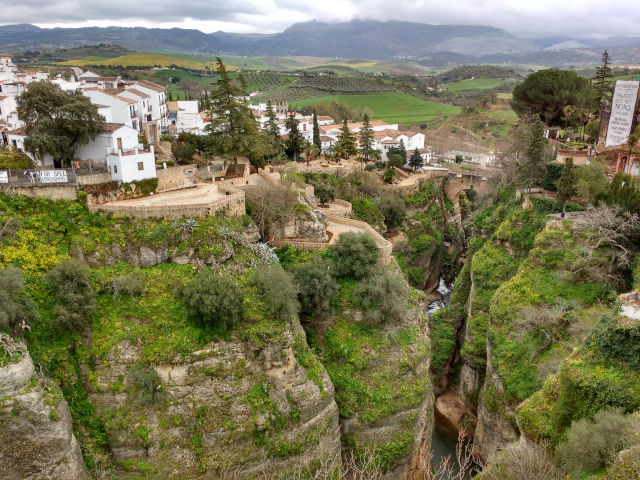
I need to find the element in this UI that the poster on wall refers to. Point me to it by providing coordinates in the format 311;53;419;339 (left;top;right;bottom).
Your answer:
605;80;640;147
39;170;68;183
0;171;8;183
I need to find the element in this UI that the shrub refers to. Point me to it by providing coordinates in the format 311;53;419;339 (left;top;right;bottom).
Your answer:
108;271;145;298
249;265;299;321
380;193;406;231
0;266;38;334
171;141;195;164
128;364;164;406
330;232;379;279
314;182;335;207
180;271;243;332
352;197;384;231
292;256;338;317
44;259;96;334
608;445;640;480
480;441;563;480
352;266;409;324
556;408;638;475
541;163;564;191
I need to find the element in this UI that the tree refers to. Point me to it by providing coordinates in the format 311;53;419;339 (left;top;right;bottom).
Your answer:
380;193;406;231
382;166;397;183
481;441;564;480
17;81;105;167
511;69;595;126
44;259;96;334
330;231;379;279
454;154;464;165
180;270;243;332
292;256;338;317
314;182;335;207
387;151;404;168
518;119;550;191
352;266;408;324
359;113;376;162
171;140;195;164
246;183;300;239
312;111;321;152
264;100;280;143
0;266;37;334
409;148;423;170
397;139;407;164
206;57;257;169
249;265;299;322
334;118;358;160
556;157;578;217
285;111;305;161
594;50;613;108
576;157;608;204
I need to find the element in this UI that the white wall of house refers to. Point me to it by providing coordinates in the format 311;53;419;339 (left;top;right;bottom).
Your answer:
84;90;134;128
107;149;156;183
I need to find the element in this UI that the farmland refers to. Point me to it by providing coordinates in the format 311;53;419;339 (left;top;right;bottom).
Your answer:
291;92;461;126
444;77;517;92
61;53;227;70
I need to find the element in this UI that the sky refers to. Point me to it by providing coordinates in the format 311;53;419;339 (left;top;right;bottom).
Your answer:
0;0;638;38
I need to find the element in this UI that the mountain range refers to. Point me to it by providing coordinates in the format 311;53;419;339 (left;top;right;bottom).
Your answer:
1;20;640;67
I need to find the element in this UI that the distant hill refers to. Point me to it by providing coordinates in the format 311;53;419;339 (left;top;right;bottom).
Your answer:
1;20;640;67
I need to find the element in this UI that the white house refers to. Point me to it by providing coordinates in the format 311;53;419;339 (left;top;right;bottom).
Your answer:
83;89;138;130
78;71;101;81
125;80;168;143
320;135;336;153
170;100;207;134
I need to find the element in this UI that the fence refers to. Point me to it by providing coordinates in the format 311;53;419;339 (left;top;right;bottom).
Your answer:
0;168;77;186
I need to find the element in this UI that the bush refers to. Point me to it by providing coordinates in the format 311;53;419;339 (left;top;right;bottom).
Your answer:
180;271;243;332
480;441;563;480
292;256;338;317
44;259;96;333
380;193;406;231
108;271;145;298
128;364;164;406
314;182;335;207
0;146;33;169
556;408;638;475
0;266;38;334
249;265;299;321
352;197;384;231
171;141;195;164
608;445;640;480
352;266;409;324
330;232;379;279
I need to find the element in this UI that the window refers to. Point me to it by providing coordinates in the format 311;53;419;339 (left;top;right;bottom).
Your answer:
113;165;118;173
137;162;144;171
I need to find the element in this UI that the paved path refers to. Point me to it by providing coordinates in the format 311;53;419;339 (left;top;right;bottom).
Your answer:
326;219;368;244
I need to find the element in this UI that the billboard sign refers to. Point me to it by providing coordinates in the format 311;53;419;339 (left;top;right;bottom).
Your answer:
39;170;68;183
0;171;7;184
605;80;640;147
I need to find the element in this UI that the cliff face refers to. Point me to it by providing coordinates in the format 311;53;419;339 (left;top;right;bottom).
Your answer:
0;342;89;480
85;300;340;478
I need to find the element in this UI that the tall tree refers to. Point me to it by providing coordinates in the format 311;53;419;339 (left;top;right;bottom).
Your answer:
264;100;280;142
398;139;407;164
409;148;423;170
594;50;613;109
312;111;321;152
284;111;305;161
358;113;376;162
206;57;256;169
556;157;578;217
17;81;105;167
334;119;357;160
518;119;549;192
511;69;595;126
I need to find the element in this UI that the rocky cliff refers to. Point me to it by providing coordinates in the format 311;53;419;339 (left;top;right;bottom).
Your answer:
0;340;89;480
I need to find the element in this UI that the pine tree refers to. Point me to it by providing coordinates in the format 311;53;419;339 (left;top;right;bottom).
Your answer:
358;113;376;162
312;111;321;152
285;111;305;161
168;91;173;102
398;139;407;163
594;50;613;108
556;157;578;217
409;148;423;170
334;118;357;160
265;100;280;142
518;119;549;192
206;57;257;169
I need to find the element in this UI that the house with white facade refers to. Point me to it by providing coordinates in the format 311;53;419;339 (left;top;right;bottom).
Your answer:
124;80;168;144
167;100;207;135
83;89;138;130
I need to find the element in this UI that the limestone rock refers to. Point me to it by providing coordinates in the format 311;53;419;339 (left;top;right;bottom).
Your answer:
0;346;89;480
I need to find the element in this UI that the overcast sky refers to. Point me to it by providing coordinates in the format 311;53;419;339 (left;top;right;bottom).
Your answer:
0;0;638;38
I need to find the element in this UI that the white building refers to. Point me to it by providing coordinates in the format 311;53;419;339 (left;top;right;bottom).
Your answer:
168;100;208;134
83;89;138;130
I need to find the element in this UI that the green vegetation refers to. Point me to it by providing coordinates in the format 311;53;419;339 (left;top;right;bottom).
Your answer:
352;265;409;324
445;77;515;92
291;92;461;125
330;231;379;279
0;147;34;169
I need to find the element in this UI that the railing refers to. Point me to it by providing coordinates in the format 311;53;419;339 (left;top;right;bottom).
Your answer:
0;168;77;186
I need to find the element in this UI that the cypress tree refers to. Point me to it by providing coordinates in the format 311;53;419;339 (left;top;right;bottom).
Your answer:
265;100;280;142
312;111;321;152
409;148;423;170
359;113;375;162
285;111;305;161
335;118;357;160
594;50;613;108
556;157;577;217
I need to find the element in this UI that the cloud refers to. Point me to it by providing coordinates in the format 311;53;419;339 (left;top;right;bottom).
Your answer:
0;0;639;38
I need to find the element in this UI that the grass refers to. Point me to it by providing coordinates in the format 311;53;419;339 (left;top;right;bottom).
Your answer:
61;53;232;70
291;92;461;126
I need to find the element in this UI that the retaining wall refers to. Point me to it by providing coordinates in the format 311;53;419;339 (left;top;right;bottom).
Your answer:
77;173;112;186
1;184;78;201
327;214;392;263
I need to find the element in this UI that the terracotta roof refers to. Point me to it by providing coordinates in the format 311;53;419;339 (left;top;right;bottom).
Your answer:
116;95;137;105
136;80;166;92
8;127;25;135
319;136;335;142
317;116;333;121
373;129;420;140
0;96;7;100
125;88;151;99
102;123;126;133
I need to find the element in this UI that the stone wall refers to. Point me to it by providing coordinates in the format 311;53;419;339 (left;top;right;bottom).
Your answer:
77;172;112;186
156;164;195;191
88;185;245;219
327;214;393;263
0;184;78;201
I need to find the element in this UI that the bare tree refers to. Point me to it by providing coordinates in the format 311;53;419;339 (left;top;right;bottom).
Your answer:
481;440;564;480
246;183;299;240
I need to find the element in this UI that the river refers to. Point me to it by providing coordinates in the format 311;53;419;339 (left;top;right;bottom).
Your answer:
427;277;463;478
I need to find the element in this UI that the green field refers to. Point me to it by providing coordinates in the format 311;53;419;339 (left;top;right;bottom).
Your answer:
485;108;517;123
291;92;461;126
445;77;515;92
61;53;228;70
